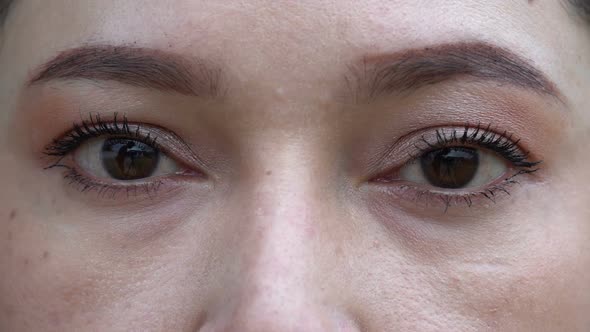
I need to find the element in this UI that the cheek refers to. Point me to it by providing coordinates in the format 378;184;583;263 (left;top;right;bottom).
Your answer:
0;202;221;330
352;197;589;330
437;223;590;329
0;214;105;329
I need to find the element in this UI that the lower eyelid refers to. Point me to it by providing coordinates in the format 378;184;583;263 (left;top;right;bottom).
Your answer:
42;114;212;200
50;162;196;202
369;167;534;211
45;145;199;202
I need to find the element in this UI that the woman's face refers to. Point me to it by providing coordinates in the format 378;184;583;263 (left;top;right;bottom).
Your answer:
0;0;589;330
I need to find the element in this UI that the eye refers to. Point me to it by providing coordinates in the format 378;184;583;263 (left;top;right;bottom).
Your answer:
400;146;506;189
44;113;203;198
369;125;541;210
75;137;181;182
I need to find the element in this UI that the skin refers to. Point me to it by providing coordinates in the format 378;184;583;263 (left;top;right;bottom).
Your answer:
0;0;589;331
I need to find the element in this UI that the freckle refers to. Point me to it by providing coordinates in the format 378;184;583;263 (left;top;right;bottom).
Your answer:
9;209;16;220
23;258;29;266
43;251;50;260
265;170;272;176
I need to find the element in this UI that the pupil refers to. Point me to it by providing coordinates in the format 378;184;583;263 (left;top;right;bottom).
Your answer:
420;147;479;189
101;138;160;180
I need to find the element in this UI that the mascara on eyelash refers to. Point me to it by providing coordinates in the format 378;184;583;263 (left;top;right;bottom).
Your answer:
44;112;159;158
413;123;542;170
394;166;539;213
42;112;169;199
42;112;206;200
380;123;543;212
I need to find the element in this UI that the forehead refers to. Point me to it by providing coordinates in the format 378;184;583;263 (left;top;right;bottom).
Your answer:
11;1;566;35
3;0;579;92
11;0;560;48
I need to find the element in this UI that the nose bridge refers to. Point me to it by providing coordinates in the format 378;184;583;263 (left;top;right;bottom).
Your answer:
203;130;364;330
241;141;319;300
233;191;320;329
221;140;332;329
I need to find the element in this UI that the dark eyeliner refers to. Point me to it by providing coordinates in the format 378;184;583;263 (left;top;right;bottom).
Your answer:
372;123;542;211
44;112;158;158
43;112;174;199
414;123;542;170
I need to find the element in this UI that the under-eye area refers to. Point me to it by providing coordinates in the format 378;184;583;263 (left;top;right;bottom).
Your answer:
369;124;542;211
1;0;589;330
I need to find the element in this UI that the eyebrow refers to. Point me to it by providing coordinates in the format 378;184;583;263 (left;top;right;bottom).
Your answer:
348;42;562;102
28;45;224;98
30;42;561;105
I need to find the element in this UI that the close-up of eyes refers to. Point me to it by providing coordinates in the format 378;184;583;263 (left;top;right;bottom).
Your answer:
371;125;541;209
45;114;542;210
2;0;590;330
44;114;199;197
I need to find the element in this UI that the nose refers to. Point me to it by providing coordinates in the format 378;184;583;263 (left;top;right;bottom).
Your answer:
200;146;360;332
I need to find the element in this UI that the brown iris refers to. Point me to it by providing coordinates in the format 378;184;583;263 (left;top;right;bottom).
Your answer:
101;138;160;180
420;147;479;188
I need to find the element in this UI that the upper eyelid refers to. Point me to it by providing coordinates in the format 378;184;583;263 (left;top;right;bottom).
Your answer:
45;114;154;157
366;124;538;179
413;127;538;166
44;114;209;175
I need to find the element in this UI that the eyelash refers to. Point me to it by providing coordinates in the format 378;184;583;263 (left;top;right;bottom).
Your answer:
373;123;541;211
46;115;540;207
412;123;539;168
45;113;158;157
45;113;166;198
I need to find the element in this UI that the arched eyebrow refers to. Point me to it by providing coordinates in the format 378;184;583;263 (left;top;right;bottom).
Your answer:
28;45;225;98
347;42;563;103
29;42;562;105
